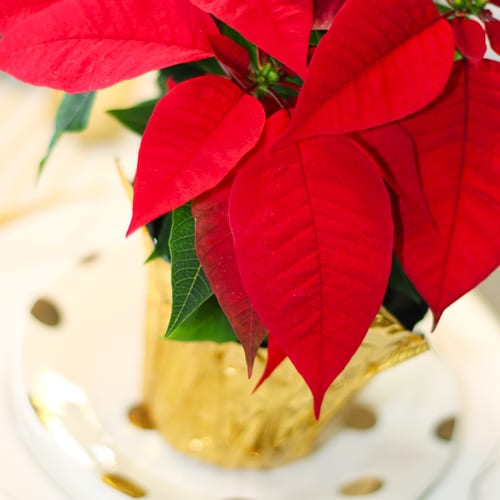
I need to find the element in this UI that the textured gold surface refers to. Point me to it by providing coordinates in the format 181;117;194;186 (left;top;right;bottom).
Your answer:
101;473;147;498
141;254;429;469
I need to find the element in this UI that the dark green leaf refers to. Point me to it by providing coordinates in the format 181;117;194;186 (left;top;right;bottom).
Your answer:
39;92;96;172
195;58;226;75
168;295;238;342
388;254;423;303
159;62;205;82
309;30;324;47
272;84;299;98
157;58;223;92
146;212;173;262
435;4;453;14
107;99;158;135
166;203;213;335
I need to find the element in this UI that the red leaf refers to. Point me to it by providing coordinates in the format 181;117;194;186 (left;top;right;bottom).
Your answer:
128;75;265;234
190;0;313;78
396;60;500;322
313;0;346;29
285;0;455;142
0;0;59;33
229;111;393;416
486;19;500;55
354;125;433;225
192;176;268;375
208;33;250;83
253;333;287;391
0;0;217;92
452;17;486;64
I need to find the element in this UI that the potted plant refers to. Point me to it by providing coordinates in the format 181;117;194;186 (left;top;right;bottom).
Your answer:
1;0;498;472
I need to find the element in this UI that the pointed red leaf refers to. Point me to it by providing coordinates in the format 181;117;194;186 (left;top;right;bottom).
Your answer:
354;125;433;224
313;0;346;29
192;176;268;375
229;111;393;416
285;0;455;142
452;17;487;64
208;33;250;83
128;75;265;234
190;0;313;77
486;19;500;55
0;0;217;92
254;333;287;391
0;0;59;33
396;60;500;322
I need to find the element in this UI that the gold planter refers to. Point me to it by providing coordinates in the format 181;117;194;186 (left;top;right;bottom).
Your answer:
141;255;428;469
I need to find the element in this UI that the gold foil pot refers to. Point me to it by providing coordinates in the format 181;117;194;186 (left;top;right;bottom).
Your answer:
142;255;428;469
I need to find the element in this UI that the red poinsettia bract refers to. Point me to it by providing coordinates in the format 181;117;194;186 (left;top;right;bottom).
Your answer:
0;0;59;33
486;19;500;53
285;0;455;141
0;0;218;92
313;0;346;29
191;0;313;78
451;17;487;63
127;75;265;232
0;0;499;415
229;111;394;416
396;60;500;323
192;175;268;376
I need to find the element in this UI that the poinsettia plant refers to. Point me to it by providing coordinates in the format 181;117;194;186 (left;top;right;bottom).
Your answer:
1;0;499;416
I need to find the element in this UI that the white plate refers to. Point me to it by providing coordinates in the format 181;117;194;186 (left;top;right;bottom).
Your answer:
10;234;460;500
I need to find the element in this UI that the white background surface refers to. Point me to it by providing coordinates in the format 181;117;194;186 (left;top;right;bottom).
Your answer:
0;74;151;500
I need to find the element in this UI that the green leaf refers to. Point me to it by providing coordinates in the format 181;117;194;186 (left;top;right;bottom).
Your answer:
309;30;324;47
107;99;158;135
39;92;96;172
454;49;464;61
146;212;173;262
272;84;299;98
166;203;213;335
157;58;223;92
435;3;453;15
168;296;238;342
388;254;423;303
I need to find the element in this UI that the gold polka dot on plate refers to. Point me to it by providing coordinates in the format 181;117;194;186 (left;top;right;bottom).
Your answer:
101;472;147;498
79;252;100;265
435;416;456;441
343;403;377;430
338;477;384;496
30;298;61;327
128;403;156;430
